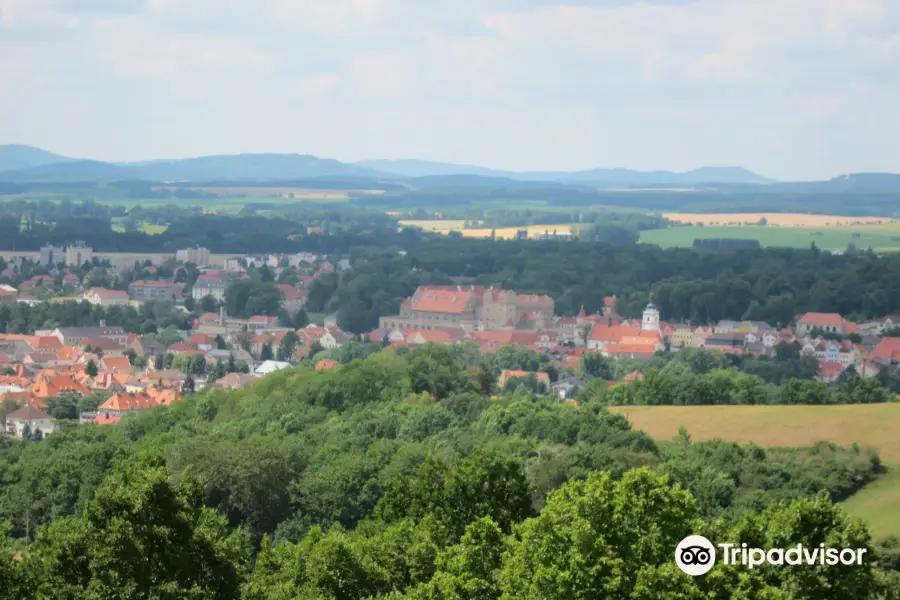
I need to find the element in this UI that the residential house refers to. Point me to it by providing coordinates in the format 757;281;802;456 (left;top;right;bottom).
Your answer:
100;356;133;373
167;342;199;356
97;389;181;416
84;287;130;306
52;326;128;347
255;360;291;376
214;373;257;389
315;359;340;371
246;316;278;332
670;325;695;348
319;326;353;349
277;284;308;314
128;280;183;301
81;337;126;356
701;332;746;349
869;338;900;366
817;362;845;383
192;275;228;303
30;374;90;400
129;336;167;359
796;313;847;335
4;406;56;438
497;369;551;391
188;333;215;352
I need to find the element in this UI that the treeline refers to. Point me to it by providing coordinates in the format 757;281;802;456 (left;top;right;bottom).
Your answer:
0;300;193;335
0;345;896;598
311;238;900;331
600;364;894;406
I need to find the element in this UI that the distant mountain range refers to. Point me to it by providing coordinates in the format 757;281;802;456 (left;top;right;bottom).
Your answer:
355;159;774;186
1;144;898;193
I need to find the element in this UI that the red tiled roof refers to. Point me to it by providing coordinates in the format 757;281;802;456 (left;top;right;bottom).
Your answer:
315;359;339;371
587;325;641;342
100;356;132;372
411;289;473;314
798;313;844;326
870;338;900;362
93;413;121;425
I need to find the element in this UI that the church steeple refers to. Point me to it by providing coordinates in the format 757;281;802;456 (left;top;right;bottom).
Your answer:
642;291;660;333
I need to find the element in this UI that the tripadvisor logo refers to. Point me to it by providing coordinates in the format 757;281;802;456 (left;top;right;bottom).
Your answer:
675;535;867;576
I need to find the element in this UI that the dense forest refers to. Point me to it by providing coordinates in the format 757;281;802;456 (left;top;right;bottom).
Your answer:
1;345;898;598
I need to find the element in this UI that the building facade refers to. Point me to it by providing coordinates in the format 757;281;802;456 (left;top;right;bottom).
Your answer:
65;244;93;267
176;247;211;266
128;280;183;301
379;285;554;332
39;245;65;266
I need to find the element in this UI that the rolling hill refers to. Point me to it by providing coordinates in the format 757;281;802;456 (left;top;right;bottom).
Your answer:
356;159;775;186
0;144;75;172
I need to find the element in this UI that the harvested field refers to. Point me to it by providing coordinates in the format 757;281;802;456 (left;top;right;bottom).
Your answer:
610;404;900;463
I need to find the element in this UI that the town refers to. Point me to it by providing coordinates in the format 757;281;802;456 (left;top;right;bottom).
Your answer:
2;242;898;438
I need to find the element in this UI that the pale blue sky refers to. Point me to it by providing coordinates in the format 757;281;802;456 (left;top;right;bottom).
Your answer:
1;0;898;180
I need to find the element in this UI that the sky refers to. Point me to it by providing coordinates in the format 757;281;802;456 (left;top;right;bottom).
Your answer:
0;0;898;180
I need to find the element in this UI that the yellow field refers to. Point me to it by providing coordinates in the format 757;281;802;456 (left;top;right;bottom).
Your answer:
611;404;900;462
398;220;581;239
664;212;900;227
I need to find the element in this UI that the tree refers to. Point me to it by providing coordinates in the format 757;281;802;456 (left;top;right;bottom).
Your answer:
260;343;274;362
154;353;164;371
123;349;137;366
200;294;218;313
85;359;98;378
215;334;228;350
277;331;300;362
182;375;195;394
19;455;252;599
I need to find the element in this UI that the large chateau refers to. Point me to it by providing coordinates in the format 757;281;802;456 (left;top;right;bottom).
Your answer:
379;285;554;332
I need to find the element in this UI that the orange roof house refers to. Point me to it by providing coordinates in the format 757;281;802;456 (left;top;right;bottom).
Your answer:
410;289;474;314
870;338;900;365
498;369;551;389
30;375;91;399
0;390;47;410
100;356;132;373
315;359;339;371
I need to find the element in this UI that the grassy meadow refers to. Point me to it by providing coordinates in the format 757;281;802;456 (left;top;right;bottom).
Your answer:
640;224;900;251
610;404;900;540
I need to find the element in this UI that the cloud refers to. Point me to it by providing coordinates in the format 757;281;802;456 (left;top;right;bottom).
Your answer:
0;0;898;179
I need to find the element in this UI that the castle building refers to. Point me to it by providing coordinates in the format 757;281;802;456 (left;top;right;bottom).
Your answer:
379;284;554;332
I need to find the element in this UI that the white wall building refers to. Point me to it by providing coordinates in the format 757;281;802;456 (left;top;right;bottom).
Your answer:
5;405;56;438
176;247;211;266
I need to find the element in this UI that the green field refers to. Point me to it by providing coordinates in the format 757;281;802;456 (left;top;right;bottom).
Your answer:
611;404;900;540
640;225;900;251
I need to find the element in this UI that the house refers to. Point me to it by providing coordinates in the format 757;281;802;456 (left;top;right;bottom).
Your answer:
701;332;746;349
52;326;128;347
818;362;845;383
81;337;126;356
128;280;183;301
214;373;257;389
30;374;91;399
100;356;132;373
188;333;215;351
92;413;121;426
586;323;648;350
255;360;291;376
0;390;47;410
315;359;339;371
192;275;228;302
4;405;56;438
277;284;308;314
168;342;198;356
84;287;130;306
498;369;551;390
796;313;847;335
246;315;278;332
319;326;353;349
129;336;167;358
870;338;900;366
671;326;695;348
97;388;181;415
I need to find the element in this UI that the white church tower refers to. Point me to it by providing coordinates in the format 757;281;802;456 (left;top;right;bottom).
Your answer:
641;292;661;333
